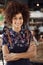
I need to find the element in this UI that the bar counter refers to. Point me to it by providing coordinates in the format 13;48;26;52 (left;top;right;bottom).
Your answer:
30;41;43;63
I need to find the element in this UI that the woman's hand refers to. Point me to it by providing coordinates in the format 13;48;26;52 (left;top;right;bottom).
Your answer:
3;53;20;61
27;41;37;58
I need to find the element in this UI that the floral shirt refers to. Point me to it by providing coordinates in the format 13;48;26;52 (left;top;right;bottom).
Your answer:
2;26;31;53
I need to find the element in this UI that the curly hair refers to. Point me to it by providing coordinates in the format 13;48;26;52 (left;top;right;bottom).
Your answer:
5;1;29;26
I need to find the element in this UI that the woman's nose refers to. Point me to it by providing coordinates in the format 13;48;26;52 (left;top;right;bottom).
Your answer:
16;19;20;24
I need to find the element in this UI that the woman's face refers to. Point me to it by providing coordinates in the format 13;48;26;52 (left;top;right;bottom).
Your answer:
12;13;23;28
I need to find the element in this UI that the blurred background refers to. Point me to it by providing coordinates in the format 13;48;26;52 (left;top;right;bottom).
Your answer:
0;0;43;65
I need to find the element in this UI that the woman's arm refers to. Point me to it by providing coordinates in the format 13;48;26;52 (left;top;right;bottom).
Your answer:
16;42;37;59
2;45;20;61
2;42;37;61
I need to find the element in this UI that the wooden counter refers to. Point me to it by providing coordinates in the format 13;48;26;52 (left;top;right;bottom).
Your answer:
30;42;43;63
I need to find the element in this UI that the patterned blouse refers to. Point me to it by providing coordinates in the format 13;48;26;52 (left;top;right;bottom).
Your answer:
2;26;32;53
2;26;32;65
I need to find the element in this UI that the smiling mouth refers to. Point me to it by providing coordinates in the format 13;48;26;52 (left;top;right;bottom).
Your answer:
16;24;22;26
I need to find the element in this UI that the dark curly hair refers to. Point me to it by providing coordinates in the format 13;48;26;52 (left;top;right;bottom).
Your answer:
5;1;29;26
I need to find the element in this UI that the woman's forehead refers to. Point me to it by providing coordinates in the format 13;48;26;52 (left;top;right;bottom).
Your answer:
13;13;23;17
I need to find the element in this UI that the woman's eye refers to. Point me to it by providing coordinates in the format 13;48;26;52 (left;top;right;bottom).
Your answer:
13;17;23;20
19;17;23;20
14;17;17;20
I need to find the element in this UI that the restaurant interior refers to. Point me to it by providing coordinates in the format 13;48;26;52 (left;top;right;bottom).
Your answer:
0;0;43;65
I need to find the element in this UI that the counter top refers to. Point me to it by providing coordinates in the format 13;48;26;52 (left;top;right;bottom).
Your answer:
30;42;43;63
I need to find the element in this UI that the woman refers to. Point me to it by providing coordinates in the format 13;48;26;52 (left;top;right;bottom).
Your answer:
2;1;36;65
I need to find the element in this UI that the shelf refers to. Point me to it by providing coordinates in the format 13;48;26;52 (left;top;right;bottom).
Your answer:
29;22;43;25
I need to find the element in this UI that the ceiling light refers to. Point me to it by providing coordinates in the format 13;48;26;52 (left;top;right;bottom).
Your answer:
36;3;39;6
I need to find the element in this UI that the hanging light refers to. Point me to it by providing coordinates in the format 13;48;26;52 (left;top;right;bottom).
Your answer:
36;3;39;6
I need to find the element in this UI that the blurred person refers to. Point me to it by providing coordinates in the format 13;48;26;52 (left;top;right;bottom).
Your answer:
2;1;36;65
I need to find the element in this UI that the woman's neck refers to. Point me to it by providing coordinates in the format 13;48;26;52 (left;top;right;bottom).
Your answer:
12;26;21;33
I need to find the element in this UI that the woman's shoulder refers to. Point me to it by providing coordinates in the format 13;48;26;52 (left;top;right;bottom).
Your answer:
3;26;12;37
